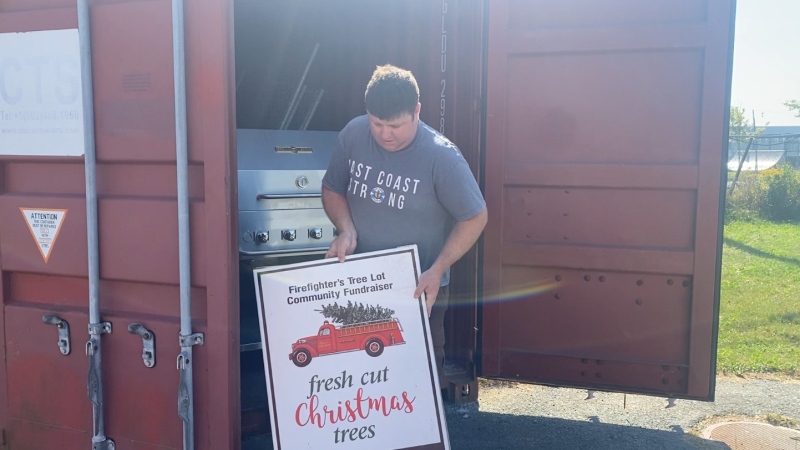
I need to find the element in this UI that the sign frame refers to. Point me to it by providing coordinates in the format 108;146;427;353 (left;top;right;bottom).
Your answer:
253;245;451;450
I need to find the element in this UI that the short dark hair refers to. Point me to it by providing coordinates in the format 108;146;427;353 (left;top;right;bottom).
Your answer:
364;65;419;120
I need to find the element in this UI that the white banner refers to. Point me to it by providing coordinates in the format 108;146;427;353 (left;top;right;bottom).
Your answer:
0;29;85;156
254;246;450;450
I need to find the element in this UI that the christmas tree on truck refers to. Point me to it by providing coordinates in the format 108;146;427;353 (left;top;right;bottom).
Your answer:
316;300;395;325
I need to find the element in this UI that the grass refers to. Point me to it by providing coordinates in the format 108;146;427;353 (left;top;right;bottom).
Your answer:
718;220;800;377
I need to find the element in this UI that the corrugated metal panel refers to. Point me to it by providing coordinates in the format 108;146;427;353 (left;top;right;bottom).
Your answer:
481;0;734;400
0;0;238;448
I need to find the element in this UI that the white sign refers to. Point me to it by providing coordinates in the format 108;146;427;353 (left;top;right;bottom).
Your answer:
254;246;450;450
0;29;85;156
20;208;68;263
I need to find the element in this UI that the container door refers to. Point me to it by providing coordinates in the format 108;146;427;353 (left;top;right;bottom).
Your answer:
480;0;735;400
0;0;238;448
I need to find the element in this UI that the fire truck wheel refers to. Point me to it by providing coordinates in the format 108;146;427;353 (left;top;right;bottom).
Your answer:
292;349;312;367
365;339;384;357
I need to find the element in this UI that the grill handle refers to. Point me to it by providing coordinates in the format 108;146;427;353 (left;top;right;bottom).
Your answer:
257;193;321;200
240;247;329;256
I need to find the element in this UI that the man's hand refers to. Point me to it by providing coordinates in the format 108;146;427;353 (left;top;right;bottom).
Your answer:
325;230;357;262
414;267;444;316
322;186;358;262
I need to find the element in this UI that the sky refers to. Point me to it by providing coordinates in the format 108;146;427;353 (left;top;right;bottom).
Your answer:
730;0;800;126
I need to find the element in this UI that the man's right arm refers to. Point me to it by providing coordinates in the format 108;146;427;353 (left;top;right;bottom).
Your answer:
322;185;357;262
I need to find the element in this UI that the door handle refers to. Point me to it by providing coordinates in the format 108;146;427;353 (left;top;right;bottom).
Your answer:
257;193;321;200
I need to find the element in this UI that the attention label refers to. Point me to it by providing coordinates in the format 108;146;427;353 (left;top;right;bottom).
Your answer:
20;208;68;263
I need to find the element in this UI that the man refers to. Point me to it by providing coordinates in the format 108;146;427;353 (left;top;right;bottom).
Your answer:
321;64;487;384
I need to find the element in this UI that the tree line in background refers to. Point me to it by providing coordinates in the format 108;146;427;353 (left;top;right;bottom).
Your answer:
729;100;800;136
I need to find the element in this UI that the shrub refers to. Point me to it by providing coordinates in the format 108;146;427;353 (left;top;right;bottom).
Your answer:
725;173;765;222
759;164;800;222
725;164;800;223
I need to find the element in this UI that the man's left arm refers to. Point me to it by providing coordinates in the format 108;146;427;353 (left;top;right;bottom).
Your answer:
414;208;488;315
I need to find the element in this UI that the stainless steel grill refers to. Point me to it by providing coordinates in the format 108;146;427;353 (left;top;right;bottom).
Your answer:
237;129;338;257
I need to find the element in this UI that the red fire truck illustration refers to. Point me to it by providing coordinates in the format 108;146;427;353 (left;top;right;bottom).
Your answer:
289;318;405;367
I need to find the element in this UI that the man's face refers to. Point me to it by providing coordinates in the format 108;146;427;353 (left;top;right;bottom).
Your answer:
367;104;421;152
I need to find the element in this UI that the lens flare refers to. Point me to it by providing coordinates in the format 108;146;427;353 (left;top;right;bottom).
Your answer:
448;278;560;306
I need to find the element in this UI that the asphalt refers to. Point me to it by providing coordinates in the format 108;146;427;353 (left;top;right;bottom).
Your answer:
444;377;800;450
244;376;800;449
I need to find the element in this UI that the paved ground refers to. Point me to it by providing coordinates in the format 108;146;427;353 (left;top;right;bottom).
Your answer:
244;376;800;449
444;377;800;450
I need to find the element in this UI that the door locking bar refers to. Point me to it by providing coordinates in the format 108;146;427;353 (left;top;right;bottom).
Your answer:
42;314;71;355
77;0;113;445
128;323;156;368
87;322;114;450
177;331;204;448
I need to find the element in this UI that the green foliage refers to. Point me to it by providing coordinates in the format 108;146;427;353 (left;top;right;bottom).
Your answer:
729;106;765;136
725;173;765;222
316;300;395;326
785;99;800;118
726;164;800;223
719;221;800;376
760;164;800;222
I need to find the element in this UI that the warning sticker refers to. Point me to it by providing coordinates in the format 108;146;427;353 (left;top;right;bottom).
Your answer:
19;208;68;263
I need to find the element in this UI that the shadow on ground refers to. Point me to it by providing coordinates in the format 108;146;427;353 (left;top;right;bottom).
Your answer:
243;407;731;450
444;405;730;450
243;410;730;450
723;237;800;267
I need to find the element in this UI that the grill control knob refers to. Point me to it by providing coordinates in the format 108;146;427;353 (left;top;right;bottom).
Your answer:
333;228;340;237
309;228;323;240
255;231;269;243
281;229;296;241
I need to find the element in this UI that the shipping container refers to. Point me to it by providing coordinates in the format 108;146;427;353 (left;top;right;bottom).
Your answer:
0;0;735;448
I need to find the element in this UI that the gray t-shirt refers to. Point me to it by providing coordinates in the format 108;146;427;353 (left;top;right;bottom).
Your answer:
322;115;486;285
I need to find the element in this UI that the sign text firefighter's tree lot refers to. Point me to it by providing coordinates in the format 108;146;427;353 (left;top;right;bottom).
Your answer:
286;271;393;305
